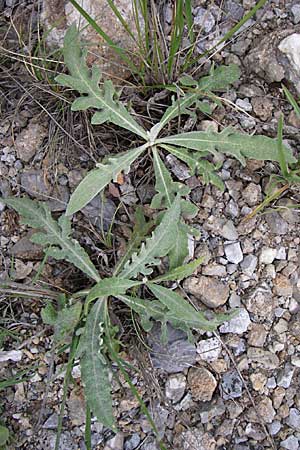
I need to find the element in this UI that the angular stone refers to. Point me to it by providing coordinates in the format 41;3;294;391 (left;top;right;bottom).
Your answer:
15;119;47;162
42;0;143;81
148;323;197;374
287;408;300;431
244;285;277;323
260;247;277;264
281;435;300;450
257;398;276;423
196;337;221;362
9;231;43;260
277;364;295;388
176;430;216;450
220;370;243;400
265;212;288;235
183;276;229;308
219;308;251;334
188;367;217;402
224;242;243;264
251;97;273;121
242;182;262;206
278;34;300;94
247;323;267;347
273;274;293;297
220;220;238;240
165;374;186;403
240;254;257;277
247;348;280;369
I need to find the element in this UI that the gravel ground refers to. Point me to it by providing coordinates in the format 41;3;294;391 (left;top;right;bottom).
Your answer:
1;1;300;449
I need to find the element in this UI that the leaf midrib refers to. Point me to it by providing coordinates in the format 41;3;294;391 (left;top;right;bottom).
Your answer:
72;61;147;140
28;203;100;282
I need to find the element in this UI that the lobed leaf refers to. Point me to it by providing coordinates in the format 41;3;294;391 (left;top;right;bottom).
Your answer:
157;128;296;166
80;299;116;430
160;144;225;190
150;64;240;138
55;25;147;140
197;64;241;92
149;284;227;332
114;207;153;276
3;198;100;282
66;145;147;215
85;277;140;313
120;196;181;279
151;257;204;283
150;148;196;217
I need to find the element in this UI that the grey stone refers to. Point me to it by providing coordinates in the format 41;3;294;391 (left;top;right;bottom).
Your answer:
240;116;256;129
291;5;300;24
287;408;300;431
15;119;47;162
226;0;244;20
260;247;277;264
183;275;229;308
257;397;276;423
42;0;142;80
236;98;252;112
104;433;124;450
199;399;226;424
265;212;288;235
240;254;257;276
242;182;262;206
277;364;295;388
281;435;300;450
124;434;141;450
224;242;243;264
165;374;186;403
196;337;221;362
247;348;280;369
194;7;215;33
21;170;49;199
219;308;251;334
43;413;59;429
202;263;227;277
220;220;238;240
220;370;243;400
148;323;197;373
268;420;281;435
166;154;190;180
9;232;43;260
81;195;116;231
225;199;239;218
278;34;300;94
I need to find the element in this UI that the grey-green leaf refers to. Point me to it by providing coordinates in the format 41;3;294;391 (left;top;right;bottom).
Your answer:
66;145;146;215
197;64;241;92
3;198;100;282
150;64;240;138
85;277;140;313
114;207;154;276
0;425;9;446
157;128;296;166
53;302;82;344
150;148;193;218
120;196;181;279
55;25;147;140
168;223;189;269
149;284;225;332
160;144;224;190
80;299;116;430
151;257;204;283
